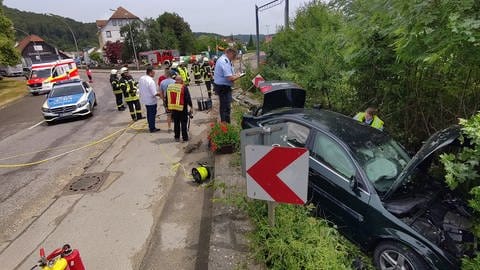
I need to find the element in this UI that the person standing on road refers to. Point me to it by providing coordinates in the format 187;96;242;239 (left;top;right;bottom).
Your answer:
166;74;193;142
201;57;213;99
160;70;176;132
119;67;143;121
86;67;93;83
110;69;125;111
213;47;242;123
157;67;169;87
138;66;161;132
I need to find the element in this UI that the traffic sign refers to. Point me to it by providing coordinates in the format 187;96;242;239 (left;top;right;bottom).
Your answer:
245;145;308;204
252;74;265;88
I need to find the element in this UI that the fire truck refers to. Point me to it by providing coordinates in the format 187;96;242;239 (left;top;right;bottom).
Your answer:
139;50;179;67
27;59;79;95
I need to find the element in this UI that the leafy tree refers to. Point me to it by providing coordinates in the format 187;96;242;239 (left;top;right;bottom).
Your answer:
247;34;254;50
104;41;123;64
0;1;20;66
89;51;102;64
3;5;97;51
440;113;480;268
120;21;148;63
146;12;195;54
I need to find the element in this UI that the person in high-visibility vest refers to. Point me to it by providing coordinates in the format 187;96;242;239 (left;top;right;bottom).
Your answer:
110;69;125;111
166;74;193;142
179;61;190;85
353;107;384;130
201;57;213;98
119;67;143;121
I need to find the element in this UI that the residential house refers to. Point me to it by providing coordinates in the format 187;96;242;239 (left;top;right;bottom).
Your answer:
16;35;70;67
96;6;144;50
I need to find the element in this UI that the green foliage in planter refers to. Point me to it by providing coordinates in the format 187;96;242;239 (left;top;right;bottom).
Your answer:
208;122;240;152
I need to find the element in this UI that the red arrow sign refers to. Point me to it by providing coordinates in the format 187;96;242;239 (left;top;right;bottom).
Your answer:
246;146;308;204
252;74;265;88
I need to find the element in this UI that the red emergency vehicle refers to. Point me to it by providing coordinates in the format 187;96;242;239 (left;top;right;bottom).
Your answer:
27;59;79;95
139;50;179;67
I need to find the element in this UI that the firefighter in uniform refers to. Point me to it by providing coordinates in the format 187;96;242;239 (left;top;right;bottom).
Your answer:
119;67;143;121
166;74;193;142
191;60;202;84
201;57;213;98
110;69;125;111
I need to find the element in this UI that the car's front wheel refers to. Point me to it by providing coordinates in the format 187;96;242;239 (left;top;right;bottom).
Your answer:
373;241;428;270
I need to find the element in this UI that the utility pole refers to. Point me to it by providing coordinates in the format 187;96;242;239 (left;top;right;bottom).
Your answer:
255;0;285;68
47;14;79;62
126;19;139;70
285;0;289;29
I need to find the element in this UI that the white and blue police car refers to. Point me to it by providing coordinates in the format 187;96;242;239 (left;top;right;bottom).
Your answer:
41;79;97;124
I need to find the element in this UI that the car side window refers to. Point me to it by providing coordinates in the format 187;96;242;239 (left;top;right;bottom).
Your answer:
311;132;355;179
83;82;90;90
285;122;310;147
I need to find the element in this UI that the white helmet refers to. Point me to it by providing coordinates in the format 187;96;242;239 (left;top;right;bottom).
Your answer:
110;69;118;75
120;67;128;74
171;62;178;69
203;57;208;62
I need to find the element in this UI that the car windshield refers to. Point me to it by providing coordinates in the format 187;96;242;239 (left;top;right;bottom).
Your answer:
31;69;51;79
49;85;84;98
350;138;411;194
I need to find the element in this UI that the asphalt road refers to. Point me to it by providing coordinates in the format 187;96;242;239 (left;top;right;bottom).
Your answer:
0;69;217;269
0;71;134;253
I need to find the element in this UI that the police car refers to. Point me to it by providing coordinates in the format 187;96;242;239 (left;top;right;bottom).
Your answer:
41;79;97;124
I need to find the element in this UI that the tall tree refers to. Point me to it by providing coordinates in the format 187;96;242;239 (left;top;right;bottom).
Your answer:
120;21;148;63
247;34;254;50
146;12;195;54
0;1;20;66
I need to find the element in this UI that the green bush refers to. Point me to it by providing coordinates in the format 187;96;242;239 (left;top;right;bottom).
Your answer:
240;201;371;270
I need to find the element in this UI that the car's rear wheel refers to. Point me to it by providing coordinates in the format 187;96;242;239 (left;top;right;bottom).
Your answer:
374;241;428;270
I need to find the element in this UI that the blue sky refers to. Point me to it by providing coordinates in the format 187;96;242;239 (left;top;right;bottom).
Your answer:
3;0;313;35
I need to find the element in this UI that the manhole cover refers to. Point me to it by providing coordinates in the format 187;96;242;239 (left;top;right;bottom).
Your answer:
66;173;108;193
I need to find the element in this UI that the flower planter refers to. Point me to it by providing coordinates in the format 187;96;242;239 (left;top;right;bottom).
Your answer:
215;144;235;154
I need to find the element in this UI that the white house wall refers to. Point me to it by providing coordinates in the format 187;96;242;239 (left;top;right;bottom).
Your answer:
99;19;144;48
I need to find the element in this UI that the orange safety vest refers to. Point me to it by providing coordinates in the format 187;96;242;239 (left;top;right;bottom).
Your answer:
167;83;185;111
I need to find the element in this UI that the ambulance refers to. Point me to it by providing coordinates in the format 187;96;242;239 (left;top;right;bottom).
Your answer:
27;59;79;95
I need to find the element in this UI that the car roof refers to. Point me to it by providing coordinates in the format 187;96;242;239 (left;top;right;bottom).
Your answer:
266;108;390;146
53;79;83;86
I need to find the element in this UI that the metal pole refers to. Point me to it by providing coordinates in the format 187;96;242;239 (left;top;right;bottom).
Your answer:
285;0;289;28
255;5;260;69
127;19;139;70
48;14;79;61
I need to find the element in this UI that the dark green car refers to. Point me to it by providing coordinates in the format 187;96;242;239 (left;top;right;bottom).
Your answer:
242;82;476;270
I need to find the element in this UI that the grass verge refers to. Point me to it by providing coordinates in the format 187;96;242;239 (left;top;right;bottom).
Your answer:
0;78;27;108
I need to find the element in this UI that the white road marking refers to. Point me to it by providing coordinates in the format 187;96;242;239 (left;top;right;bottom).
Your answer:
27;120;45;130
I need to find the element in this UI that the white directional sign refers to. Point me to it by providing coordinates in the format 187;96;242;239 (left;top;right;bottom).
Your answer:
245;145;309;205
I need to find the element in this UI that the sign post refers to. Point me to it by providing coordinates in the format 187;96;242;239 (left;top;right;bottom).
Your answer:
245;145;309;226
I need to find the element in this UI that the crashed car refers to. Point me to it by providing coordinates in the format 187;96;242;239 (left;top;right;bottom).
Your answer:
242;81;477;270
41;79;97;124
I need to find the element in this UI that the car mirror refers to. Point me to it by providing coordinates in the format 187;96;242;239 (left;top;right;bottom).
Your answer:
349;175;358;191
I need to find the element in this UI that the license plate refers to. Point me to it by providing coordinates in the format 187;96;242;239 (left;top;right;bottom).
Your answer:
59;112;72;117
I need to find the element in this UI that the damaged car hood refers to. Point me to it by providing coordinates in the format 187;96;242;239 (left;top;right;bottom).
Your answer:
384;126;461;200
